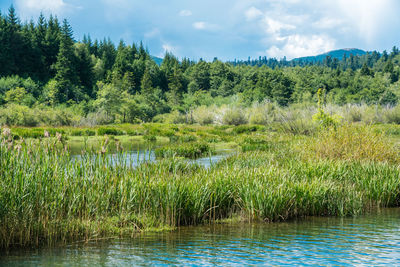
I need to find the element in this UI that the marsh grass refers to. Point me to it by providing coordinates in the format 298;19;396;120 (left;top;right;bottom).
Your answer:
304;124;399;163
155;142;212;159
1;123;400;249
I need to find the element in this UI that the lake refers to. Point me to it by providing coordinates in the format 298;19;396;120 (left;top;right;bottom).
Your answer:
2;208;399;266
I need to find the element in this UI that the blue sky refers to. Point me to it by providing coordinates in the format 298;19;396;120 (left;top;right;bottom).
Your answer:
1;0;400;61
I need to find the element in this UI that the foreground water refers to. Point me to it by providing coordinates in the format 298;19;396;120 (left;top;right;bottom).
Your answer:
2;209;399;266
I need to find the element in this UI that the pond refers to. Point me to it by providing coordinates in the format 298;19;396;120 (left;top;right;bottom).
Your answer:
73;149;232;169
2;208;399;266
69;137;234;168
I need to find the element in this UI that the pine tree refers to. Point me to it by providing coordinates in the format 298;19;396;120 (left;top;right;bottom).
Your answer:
4;5;22;75
45;15;61;77
54;19;78;102
141;67;153;96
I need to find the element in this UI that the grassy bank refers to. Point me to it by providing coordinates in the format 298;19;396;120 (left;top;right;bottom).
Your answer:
1;123;400;249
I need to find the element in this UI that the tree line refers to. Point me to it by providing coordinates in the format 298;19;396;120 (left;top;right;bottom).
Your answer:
1;6;400;124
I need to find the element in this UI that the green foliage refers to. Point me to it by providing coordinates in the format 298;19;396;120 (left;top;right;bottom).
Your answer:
2;8;400;127
155;142;211;159
97;127;124;136
222;108;248;126
70;129;96;136
143;134;157;142
312;89;342;129
232;125;264;135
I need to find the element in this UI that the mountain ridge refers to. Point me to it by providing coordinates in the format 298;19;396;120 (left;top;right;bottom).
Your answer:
291;48;367;63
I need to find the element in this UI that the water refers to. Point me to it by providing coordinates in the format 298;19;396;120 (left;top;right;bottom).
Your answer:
2;209;400;266
73;149;232;169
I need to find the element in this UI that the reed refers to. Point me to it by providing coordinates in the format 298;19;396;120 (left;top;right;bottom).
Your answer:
1;123;400;250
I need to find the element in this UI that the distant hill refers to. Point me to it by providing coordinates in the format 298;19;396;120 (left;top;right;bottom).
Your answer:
151;56;163;65
292;48;367;63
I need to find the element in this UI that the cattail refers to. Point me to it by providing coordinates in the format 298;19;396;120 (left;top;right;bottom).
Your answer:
2;127;11;137
14;144;22;152
56;132;62;142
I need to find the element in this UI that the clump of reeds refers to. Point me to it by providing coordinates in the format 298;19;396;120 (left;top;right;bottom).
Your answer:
155;142;212;159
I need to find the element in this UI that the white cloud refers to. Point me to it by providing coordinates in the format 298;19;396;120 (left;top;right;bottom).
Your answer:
193;21;206;30
312;17;343;29
192;21;219;31
263;18;295;34
334;0;396;42
162;43;175;53
15;0;71;15
144;28;160;38
101;0;135;22
179;10;192;17
266;34;336;59
245;6;262;21
159;43;179;57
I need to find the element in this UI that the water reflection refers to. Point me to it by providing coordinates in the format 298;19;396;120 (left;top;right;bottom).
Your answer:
2;209;400;266
73;149;231;169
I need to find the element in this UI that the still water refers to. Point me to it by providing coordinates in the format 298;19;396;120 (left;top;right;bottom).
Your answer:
2;209;400;266
73;149;232;169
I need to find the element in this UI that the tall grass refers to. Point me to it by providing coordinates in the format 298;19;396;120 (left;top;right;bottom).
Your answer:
304;124;399;163
1;124;400;250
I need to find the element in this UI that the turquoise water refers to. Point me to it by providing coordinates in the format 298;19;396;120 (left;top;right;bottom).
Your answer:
2;209;400;266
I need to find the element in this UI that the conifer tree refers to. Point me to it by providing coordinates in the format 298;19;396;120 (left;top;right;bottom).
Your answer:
54;19;78;102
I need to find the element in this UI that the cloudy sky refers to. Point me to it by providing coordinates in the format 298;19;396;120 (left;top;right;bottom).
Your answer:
1;0;400;61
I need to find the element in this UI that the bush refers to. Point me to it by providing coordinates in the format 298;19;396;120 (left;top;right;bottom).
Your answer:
222;108;248;126
0;104;39;126
143;135;157;142
11;128;43;139
340;104;364;123
382;106;400;124
193;106;215;125
152;110;186;124
97;127;124;136
70;129;96;136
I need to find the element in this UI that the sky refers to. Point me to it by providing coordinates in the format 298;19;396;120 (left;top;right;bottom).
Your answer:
1;0;400;61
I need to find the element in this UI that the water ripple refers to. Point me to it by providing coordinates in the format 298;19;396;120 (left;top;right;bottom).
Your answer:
2;208;400;266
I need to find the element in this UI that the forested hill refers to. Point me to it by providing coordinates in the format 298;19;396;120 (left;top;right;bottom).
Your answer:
1;6;400;126
292;48;367;63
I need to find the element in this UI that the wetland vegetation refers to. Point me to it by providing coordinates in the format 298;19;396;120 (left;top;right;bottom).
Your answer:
2;118;400;250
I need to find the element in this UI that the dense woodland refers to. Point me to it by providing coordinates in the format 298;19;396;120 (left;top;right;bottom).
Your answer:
1;7;400;126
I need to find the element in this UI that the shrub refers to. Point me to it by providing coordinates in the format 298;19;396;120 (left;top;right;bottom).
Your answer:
0;104;39;127
274;114;317;135
143;135;157;142
382;106;400;124
340;104;364;123
180;135;197;142
97;127;124;136
153;110;186;124
193;106;215;125
222;108;248;126
70;129;96;136
11;128;43;139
